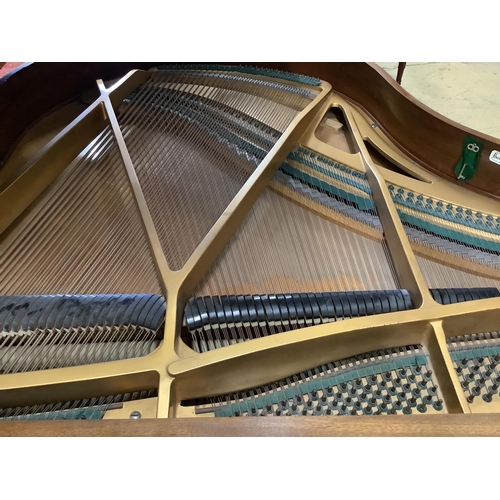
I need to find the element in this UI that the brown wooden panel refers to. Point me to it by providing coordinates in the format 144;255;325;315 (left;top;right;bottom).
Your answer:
1;415;500;437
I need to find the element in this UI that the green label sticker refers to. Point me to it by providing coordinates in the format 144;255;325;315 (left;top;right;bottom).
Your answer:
455;135;483;182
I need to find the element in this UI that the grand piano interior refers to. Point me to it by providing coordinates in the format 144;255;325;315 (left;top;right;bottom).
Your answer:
0;62;499;435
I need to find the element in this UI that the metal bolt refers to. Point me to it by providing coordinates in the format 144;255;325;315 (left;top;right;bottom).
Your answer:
129;411;142;419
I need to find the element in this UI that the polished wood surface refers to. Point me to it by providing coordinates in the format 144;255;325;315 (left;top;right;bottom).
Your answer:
1;415;500;437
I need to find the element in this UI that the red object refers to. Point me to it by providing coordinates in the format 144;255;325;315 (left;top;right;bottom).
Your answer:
0;62;24;79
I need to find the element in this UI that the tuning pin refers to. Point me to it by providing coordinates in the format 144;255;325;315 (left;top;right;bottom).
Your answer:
433;400;443;411
417;404;427;413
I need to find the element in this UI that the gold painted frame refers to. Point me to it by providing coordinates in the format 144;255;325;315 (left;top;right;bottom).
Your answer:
1;67;499;426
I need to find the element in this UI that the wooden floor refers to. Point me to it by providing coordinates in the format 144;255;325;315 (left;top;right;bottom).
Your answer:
2;414;500;437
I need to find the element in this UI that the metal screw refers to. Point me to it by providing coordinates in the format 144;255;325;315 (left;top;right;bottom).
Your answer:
129;411;142;419
371;123;377;128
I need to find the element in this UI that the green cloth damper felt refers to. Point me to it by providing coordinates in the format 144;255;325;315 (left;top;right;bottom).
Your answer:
454;135;483;182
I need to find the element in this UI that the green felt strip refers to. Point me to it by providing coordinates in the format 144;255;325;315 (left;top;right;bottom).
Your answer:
280;162;374;211
388;185;500;237
2;407;105;421
289;151;371;194
214;354;427;417
450;345;500;362
397;210;499;252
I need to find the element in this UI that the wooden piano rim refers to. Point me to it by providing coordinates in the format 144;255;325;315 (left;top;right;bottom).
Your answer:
1;414;500;437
